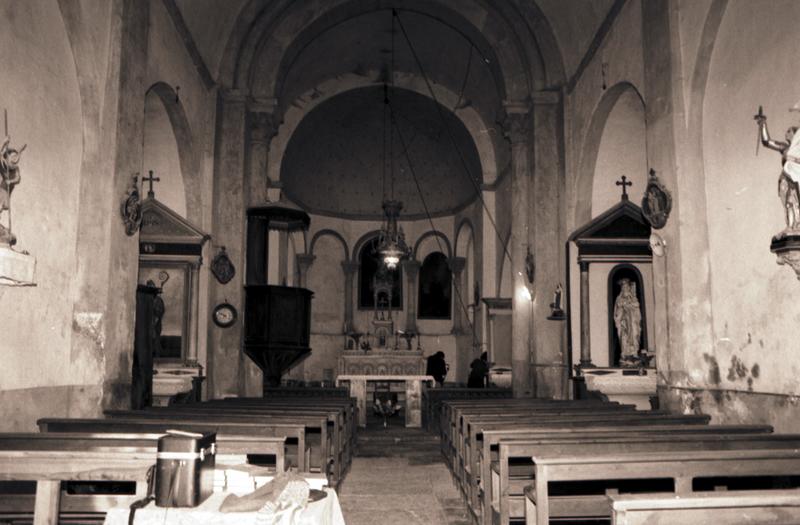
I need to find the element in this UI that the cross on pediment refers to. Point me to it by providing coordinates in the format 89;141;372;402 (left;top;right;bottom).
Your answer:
143;170;160;198
616;175;632;200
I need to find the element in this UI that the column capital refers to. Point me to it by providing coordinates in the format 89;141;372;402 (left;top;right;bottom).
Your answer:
501;104;531;145
248;111;280;145
578;260;590;272
341;261;360;275
531;90;561;106
221;88;247;103
296;253;316;269
448;256;466;274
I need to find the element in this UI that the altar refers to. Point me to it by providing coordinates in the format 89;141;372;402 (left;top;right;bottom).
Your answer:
336;374;434;428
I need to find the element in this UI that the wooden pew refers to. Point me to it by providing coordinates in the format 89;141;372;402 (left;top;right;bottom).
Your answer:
478;423;773;525
523;448;800;525
0;448;151;525
39;418;307;471
196;397;357;467
0;432;287;524
455;411;710;496
439;399;624;461
422;387;512;432
204;396;358;464
108;406;347;483
608;489;800;524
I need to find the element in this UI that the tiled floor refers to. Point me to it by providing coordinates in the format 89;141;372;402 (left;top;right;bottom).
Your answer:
338;415;472;525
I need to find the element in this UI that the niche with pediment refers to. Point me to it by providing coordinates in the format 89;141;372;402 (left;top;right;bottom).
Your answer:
568;196;654;369
138;196;209;367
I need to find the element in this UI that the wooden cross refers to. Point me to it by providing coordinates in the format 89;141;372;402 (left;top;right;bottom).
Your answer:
143;170;160;198
616;175;632;200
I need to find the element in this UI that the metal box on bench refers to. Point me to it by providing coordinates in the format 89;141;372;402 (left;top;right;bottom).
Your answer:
155;430;216;507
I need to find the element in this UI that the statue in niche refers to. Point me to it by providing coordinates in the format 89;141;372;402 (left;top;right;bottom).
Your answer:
754;106;800;234
613;278;642;364
0;135;26;246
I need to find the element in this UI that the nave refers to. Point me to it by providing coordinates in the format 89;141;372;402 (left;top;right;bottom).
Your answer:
4;388;800;524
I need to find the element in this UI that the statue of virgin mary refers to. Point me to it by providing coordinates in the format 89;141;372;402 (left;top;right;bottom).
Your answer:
613;278;642;362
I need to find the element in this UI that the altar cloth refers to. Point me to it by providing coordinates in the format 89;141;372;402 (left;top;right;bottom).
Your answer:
103;489;345;525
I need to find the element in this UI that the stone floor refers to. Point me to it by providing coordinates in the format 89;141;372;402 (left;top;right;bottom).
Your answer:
338;413;472;525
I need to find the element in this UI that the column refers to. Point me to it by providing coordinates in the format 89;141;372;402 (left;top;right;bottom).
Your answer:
246;104;278;206
341;261;359;333
186;260;201;366
504;102;532;398
209;89;247;398
449;256;466;334
481;187;497;354
530;90;568;398
296;254;315;288
579;261;593;367
402;259;421;334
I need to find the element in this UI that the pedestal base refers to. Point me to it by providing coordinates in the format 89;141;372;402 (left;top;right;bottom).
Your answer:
771;233;800;280
582;368;656;410
0;246;35;286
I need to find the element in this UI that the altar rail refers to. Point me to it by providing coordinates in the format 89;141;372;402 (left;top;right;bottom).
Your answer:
262;386;350;398
422;387;512;433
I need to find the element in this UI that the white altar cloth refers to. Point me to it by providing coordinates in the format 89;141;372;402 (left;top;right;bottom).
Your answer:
103;489;345;525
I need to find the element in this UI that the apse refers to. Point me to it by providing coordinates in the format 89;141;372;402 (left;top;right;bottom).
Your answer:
280;86;482;219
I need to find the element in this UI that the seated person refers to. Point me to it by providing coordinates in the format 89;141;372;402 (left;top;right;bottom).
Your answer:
467;352;490;388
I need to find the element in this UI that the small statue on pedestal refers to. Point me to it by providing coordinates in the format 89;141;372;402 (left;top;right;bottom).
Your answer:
547;283;565;320
614;278;642;367
0;135;26;247
754;106;800;235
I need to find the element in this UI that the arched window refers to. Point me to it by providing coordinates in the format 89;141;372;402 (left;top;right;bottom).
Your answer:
418;252;452;319
358;237;402;309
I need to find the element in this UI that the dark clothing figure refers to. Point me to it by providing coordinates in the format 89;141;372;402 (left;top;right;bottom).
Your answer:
468;352;490;388
426;351;448;386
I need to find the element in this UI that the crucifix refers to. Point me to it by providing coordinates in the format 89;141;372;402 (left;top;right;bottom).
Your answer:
616;175;632;200
143;170;160;199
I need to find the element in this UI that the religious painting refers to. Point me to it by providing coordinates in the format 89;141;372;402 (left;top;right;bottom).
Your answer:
606;264;648;366
358;237;402;309
641;169;672;229
418;252;452;319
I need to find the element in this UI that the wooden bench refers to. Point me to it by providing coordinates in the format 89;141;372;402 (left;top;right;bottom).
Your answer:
422;387;512;432
39;418;308;471
455;411;710;496
608;489;800;524
439;399;624;462
109;405;348;483
523;448;800;525
477;423;773;525
203;396;358;463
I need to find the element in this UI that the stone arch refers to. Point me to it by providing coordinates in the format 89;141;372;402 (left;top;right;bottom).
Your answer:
309;228;349;259
144;82;201;224
269;72;499;187
219;0;563;99
455;219;475;258
574;82;646;227
413;230;452;261
352;229;384;262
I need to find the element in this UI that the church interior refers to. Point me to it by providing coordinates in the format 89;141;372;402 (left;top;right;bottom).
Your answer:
3;0;800;524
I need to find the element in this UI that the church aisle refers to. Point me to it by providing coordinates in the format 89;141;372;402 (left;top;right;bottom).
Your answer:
337;419;472;525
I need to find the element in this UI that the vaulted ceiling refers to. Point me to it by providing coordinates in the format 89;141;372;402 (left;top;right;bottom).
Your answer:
173;0;616;218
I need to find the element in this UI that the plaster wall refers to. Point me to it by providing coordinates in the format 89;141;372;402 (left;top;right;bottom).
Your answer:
567;0;645;231
0;1;83;395
591;89;648;214
142;92;186;216
689;1;800;412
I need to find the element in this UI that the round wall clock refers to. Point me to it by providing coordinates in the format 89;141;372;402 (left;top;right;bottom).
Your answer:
213;302;237;328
